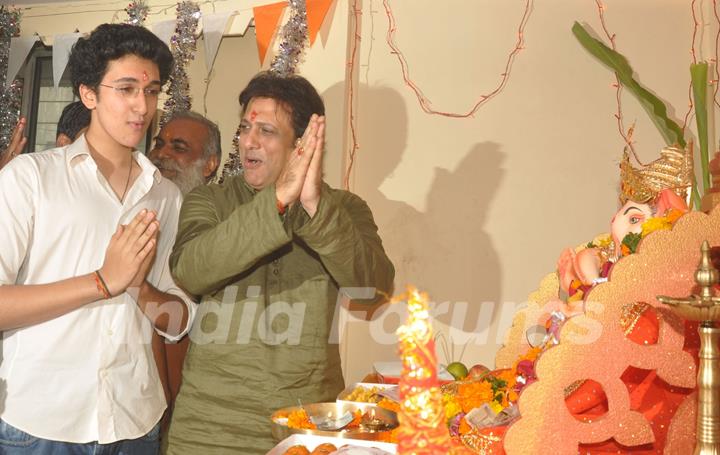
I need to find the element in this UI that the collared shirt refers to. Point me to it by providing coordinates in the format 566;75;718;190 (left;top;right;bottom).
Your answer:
0;135;195;444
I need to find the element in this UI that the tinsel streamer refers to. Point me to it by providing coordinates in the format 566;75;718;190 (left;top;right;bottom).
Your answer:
0;6;22;152
125;0;150;26
160;1;200;127
269;0;308;76
218;125;243;184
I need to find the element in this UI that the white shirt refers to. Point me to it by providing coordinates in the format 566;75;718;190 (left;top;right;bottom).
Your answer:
0;135;195;443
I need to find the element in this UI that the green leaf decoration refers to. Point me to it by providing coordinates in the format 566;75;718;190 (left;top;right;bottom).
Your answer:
691;62;711;196
572;22;686;148
621;232;642;255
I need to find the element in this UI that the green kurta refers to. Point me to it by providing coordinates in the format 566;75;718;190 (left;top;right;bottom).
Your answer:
164;176;394;454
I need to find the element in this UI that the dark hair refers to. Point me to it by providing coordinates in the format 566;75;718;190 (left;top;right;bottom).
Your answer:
68;23;173;97
56;101;91;140
166;110;222;162
238;72;325;139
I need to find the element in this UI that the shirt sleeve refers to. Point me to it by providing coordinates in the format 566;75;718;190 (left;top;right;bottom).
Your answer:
170;184;293;297
292;185;395;304
0;156;37;286
150;187;197;342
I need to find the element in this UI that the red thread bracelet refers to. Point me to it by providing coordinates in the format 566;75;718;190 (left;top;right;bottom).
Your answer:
94;271;111;299
276;198;287;215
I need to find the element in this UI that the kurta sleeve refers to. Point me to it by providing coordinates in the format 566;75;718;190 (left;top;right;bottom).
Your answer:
292;184;395;303
149;187;196;341
170;183;292;296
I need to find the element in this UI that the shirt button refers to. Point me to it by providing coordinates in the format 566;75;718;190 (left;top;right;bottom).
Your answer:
272;259;279;265
273;269;279;276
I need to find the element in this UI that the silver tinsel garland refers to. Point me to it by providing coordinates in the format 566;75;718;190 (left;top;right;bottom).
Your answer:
0;6;23;152
269;0;308;76
125;0;149;26
220;0;309;183
160;1;200;127
218;128;242;184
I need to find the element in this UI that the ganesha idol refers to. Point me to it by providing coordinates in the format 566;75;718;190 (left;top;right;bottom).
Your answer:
450;146;705;454
550;147;691;326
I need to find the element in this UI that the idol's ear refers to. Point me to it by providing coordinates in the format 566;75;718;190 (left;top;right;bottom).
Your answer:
655;188;689;216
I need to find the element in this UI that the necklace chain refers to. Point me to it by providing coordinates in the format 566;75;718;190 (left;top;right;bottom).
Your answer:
120;161;133;203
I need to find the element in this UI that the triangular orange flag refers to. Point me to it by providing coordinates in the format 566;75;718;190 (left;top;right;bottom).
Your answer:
306;0;334;45
253;1;286;65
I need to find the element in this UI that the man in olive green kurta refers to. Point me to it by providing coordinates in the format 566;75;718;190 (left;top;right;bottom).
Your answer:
164;73;394;454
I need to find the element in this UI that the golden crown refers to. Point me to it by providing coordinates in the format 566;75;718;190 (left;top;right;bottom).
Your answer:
619;145;693;204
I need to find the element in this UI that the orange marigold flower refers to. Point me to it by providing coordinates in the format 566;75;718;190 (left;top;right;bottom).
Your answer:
621;243;631;257
378;398;400;413
495;369;516;389
666;208;684;223
287;408;316;430
458;380;495;413
501;393;509;408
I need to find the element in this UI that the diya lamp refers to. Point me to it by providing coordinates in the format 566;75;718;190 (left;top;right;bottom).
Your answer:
658;241;720;455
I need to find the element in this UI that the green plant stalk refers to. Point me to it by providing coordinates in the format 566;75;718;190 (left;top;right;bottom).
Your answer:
691;180;701;210
691;62;712;196
572;22;686;148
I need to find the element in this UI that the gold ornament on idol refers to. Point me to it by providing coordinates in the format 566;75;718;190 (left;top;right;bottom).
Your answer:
620;145;694;205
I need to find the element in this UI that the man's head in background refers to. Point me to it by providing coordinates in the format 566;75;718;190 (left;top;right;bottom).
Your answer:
56;101;91;147
149;111;221;194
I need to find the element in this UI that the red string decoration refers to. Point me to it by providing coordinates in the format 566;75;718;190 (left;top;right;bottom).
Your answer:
343;0;362;190
344;0;534;188
711;0;720;109
595;0;637;158
683;0;701;131
382;0;533;118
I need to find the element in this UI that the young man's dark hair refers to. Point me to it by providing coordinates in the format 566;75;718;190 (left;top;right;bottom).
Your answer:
238;71;325;139
68;23;173;97
56;101;91;142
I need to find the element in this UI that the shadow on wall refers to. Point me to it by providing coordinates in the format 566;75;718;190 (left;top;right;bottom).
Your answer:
331;83;506;345
424;144;505;335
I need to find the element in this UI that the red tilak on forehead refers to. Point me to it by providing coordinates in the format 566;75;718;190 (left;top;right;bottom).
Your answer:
250;110;258;121
142;71;148;81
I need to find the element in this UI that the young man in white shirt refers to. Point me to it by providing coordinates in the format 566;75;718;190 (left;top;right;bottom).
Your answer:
0;23;194;454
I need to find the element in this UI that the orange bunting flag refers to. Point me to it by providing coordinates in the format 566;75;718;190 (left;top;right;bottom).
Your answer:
306;0;334;45
253;1;286;65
